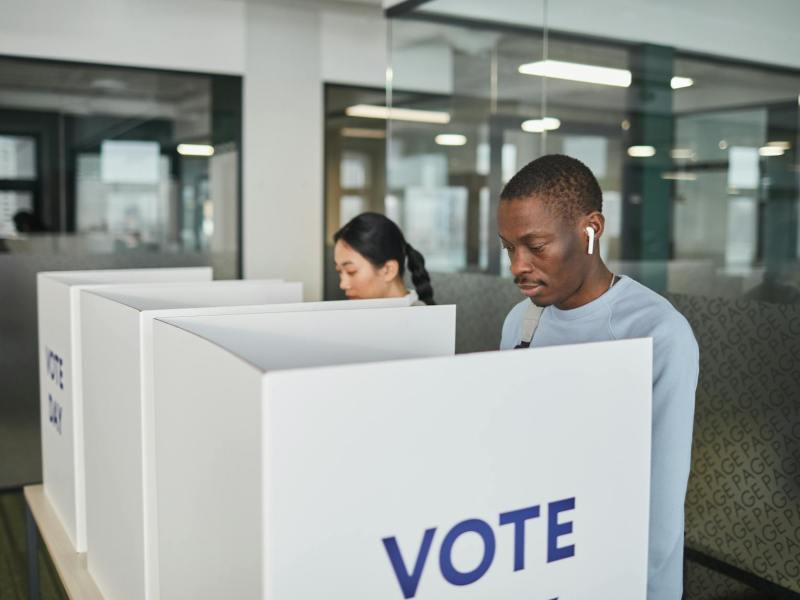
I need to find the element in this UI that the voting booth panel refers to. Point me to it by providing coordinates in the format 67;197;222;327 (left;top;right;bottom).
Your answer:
36;267;212;552
152;306;457;600
79;280;302;600
81;292;422;600
156;331;651;600
259;341;651;600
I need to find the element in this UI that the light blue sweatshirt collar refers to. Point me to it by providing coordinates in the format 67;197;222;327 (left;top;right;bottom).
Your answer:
546;274;633;322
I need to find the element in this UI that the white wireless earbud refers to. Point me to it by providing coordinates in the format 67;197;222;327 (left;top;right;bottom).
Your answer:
586;226;595;255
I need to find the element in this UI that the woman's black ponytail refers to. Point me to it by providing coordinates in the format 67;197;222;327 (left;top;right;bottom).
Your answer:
405;242;435;305
334;212;435;305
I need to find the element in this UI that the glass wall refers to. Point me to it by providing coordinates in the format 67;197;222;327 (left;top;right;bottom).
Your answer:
329;10;800;303
0;56;242;488
326;3;799;599
0;57;241;275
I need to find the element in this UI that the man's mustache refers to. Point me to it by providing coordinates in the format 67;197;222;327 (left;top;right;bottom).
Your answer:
514;277;544;286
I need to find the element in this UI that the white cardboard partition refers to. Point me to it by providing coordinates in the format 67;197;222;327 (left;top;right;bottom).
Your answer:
154;325;651;600
81;288;420;600
152;306;457;600
36;267;212;552
79;279;300;600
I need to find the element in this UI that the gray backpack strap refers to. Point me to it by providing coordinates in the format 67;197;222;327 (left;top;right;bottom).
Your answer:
515;303;544;349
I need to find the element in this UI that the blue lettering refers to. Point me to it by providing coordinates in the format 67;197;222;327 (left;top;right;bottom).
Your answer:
499;505;540;571
46;347;65;390
439;519;495;587
48;394;63;435
384;499;576;597
547;497;575;562
382;528;436;599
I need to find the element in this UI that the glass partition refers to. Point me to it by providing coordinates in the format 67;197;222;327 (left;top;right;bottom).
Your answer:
0;56;241;276
371;5;800;302
0;56;242;488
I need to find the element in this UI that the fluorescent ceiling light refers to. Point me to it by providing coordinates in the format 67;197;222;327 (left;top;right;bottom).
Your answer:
766;141;791;150
628;145;656;158
177;144;214;157
519;60;631;87
662;171;698;181
341;127;385;139
435;134;467;146
91;78;126;92
518;60;694;89
521;117;561;133
345;104;450;124
670;148;695;160
670;77;694;89
758;146;784;157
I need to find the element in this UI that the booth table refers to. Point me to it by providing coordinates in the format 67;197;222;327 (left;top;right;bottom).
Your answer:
23;485;103;600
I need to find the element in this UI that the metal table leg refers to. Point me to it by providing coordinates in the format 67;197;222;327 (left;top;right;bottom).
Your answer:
25;501;40;600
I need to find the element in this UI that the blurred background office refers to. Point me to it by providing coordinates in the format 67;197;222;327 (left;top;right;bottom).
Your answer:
0;0;798;599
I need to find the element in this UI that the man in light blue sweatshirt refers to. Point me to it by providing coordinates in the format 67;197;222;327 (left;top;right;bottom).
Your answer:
498;154;699;600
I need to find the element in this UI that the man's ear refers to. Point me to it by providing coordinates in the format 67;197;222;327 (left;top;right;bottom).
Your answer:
381;259;401;282
583;211;606;239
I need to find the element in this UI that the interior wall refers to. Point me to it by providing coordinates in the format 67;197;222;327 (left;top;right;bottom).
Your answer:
0;0;246;74
0;0;389;301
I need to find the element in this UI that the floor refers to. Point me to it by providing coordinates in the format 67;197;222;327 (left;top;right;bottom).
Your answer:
0;490;66;600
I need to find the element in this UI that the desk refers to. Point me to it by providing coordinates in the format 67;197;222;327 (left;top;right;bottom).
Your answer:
23;485;103;600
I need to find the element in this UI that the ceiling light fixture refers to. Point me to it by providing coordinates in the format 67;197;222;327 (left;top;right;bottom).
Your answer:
341;127;386;139
345;104;451;124
518;60;694;89
628;145;656;158
435;134;467;146
177;144;214;157
521;117;561;133
670;148;695;160
758;146;784;157
519;60;631;87
766;141;791;150
662;171;698;181
670;77;694;89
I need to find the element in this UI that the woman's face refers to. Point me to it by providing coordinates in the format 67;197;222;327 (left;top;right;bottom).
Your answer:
334;240;398;300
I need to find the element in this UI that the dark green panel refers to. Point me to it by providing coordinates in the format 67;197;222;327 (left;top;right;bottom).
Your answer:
623;44;674;291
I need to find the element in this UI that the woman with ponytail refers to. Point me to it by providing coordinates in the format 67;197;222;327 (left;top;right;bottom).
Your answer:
333;212;435;305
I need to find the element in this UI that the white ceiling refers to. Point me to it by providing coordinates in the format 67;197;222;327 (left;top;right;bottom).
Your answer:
413;0;800;70
387;13;800;118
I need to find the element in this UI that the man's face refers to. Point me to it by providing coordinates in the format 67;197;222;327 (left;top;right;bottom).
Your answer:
497;195;588;308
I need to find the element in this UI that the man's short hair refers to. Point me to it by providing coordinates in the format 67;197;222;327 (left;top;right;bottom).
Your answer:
500;154;603;221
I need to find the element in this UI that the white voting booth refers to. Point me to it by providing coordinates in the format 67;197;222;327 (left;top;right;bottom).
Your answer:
36;267;212;552
254;343;652;600
151;311;651;600
152;306;456;600
79;279;299;600
80;288;424;600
